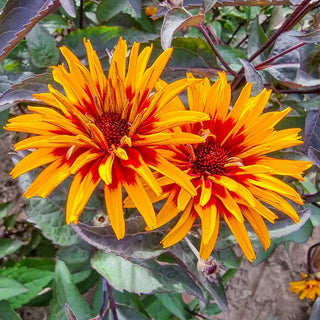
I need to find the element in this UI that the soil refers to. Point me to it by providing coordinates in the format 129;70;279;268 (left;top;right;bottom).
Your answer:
0;131;317;320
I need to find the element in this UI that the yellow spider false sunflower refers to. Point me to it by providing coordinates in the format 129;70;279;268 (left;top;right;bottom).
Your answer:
290;273;320;301
4;38;209;239
132;72;312;262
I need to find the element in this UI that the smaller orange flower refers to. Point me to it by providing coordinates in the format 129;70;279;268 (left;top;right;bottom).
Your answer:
290;273;320;301
145;5;158;19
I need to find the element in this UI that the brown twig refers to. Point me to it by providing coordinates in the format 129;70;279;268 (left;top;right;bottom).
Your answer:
231;0;317;90
197;23;237;75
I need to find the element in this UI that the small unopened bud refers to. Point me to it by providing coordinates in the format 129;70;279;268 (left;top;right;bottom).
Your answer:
197;256;226;283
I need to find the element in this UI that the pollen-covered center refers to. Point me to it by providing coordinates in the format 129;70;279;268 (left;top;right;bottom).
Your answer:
192;143;229;176
95;112;130;148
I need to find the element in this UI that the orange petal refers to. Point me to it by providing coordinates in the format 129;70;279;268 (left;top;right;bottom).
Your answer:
161;201;197;248
66;161;101;224
221;208;256;262
104;179;125;239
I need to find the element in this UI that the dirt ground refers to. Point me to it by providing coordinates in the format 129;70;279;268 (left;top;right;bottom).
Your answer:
0;131;318;320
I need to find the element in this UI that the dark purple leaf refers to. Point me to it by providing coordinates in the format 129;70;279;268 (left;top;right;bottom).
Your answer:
0;0;61;62
0;73;63;110
71;217;167;259
303;109;320;155
239;59;264;95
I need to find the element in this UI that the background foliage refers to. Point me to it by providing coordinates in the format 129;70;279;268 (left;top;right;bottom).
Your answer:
0;0;320;319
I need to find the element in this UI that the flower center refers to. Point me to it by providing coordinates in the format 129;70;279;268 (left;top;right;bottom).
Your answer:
95;112;130;148
192;142;229;176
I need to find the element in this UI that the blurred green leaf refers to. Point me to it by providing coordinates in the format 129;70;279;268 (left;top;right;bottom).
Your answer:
41;14;70;34
71;218;166;259
57;242;91;272
155;293;186;320
127;0;142;18
97;0;134;23
216;45;246;71
91;251;204;299
0;0;61;62
64;304;79;320
0;276;29;300
204;0;218;13
62;26;158;59
0;238;24;259
115;303;151;320
25;23;59;68
0;266;53;308
247;17;267;62
0;300;21;320
0;202;11;220
161;8;204;50
0;109;9;135
49;260;94;320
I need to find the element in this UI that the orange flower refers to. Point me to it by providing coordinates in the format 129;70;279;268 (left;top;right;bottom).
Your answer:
290;273;320;301
133;72;312;261
145;5;158;18
4;38;209;239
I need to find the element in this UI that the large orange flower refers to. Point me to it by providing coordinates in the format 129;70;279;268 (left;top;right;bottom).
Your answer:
137;72;312;262
4;38;209;239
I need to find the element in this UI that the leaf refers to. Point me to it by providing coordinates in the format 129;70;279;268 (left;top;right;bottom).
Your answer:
215;45;246;71
49;260;94;320
247;18;268;63
0;108;9;136
239;59;264;95
12;152;79;246
65;304;80;320
255;209;313;264
303;109;320;155
127;0;141;17
0;266;53;308
0;0;61;62
0;276;29;300
0;202;11;220
308;146;320;169
62;26;158;59
0;301;21;320
25;23;60;68
59;0;76;17
310;297;320;320
204;0;218;13
294;29;320;43
0;73;63;110
96;0;135;23
161;8;204;50
0;239;24;259
115;304;151;320
71;218;167;259
91;251;204;300
155;293;186;320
